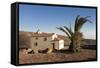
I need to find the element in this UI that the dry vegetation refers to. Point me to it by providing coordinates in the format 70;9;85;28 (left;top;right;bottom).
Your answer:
19;31;96;64
19;49;96;64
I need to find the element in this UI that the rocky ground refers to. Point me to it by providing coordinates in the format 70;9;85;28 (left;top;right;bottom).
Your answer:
19;49;96;64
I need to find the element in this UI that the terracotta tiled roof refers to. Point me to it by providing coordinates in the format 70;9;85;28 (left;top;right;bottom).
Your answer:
29;32;55;37
19;31;55;37
51;38;63;41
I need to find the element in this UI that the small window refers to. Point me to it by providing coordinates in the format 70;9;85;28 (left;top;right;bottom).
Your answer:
52;43;55;46
26;48;28;50
44;37;47;41
34;42;38;46
36;37;38;40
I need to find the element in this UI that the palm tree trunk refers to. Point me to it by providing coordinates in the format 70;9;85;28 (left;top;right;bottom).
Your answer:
69;32;82;52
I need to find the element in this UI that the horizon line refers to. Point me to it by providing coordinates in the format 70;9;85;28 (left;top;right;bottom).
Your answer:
19;30;96;40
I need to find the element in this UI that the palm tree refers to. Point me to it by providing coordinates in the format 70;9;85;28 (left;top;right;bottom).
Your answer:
57;15;92;52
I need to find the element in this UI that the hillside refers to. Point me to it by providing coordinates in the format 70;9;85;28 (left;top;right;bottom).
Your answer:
19;31;96;49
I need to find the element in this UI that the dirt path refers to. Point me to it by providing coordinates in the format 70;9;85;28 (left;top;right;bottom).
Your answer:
19;49;96;64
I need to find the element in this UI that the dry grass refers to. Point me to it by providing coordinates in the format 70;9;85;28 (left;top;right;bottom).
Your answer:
19;49;96;64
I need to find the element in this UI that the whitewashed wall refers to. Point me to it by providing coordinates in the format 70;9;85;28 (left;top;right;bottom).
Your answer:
30;36;53;51
59;40;64;49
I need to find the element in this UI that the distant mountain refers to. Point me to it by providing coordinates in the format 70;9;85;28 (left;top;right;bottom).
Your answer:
82;39;96;45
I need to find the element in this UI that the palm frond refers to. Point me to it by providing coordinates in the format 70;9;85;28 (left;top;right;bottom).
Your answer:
70;24;72;34
75;16;92;32
63;26;73;36
75;15;80;32
56;27;71;39
84;16;91;19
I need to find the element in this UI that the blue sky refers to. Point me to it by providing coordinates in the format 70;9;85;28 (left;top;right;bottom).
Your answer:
19;4;96;39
